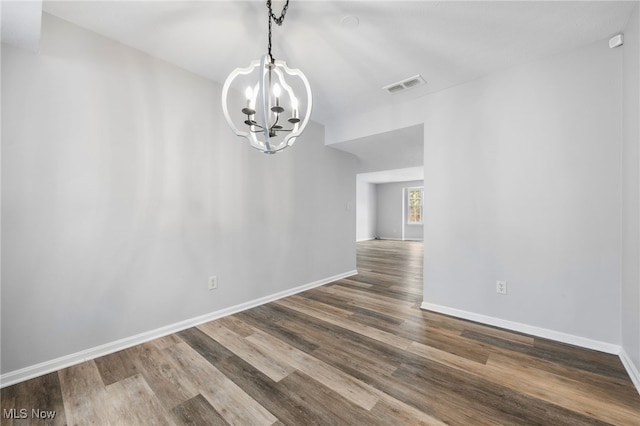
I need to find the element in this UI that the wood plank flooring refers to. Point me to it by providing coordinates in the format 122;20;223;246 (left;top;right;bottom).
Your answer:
2;239;639;425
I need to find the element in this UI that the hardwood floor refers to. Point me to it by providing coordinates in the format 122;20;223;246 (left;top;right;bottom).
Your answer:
2;239;639;425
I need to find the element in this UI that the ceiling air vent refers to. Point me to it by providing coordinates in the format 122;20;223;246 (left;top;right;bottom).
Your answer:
383;75;426;94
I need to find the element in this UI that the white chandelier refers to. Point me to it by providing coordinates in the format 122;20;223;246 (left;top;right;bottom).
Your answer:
222;0;312;154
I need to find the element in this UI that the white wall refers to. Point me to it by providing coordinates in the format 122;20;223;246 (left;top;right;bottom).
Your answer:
329;37;628;351
621;4;640;382
356;178;376;241
376;182;402;240
1;14;357;375
375;180;423;241
421;40;622;346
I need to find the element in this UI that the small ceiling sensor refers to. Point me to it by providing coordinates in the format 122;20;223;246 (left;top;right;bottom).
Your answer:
609;34;624;48
340;15;359;29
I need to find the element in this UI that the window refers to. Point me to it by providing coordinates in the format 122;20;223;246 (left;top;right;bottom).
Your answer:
407;188;423;224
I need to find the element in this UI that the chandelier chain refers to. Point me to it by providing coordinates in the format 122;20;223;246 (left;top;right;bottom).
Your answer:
267;0;289;25
267;0;290;63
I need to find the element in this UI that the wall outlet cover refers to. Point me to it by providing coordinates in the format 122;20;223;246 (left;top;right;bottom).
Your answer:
208;276;218;290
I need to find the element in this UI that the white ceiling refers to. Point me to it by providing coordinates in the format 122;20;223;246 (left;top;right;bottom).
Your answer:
1;0;42;52
357;166;424;184
3;1;636;184
330;123;424;172
37;0;635;128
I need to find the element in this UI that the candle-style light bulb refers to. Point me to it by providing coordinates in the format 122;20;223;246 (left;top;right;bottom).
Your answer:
242;86;255;117
288;96;300;123
273;83;282;108
270;83;284;114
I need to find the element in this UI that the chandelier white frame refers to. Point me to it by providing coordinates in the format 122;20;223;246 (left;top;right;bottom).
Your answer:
221;0;312;154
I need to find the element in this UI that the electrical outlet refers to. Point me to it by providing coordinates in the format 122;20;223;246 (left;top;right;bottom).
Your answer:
208;276;218;290
496;280;507;295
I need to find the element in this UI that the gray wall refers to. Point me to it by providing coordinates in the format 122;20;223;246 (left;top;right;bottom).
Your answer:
356;178;376;241
622;4;640;379
375;180;423;241
421;40;622;344
1;14;357;375
326;33;633;353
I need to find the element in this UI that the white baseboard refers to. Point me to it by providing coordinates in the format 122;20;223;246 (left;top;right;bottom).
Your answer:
422;302;640;396
619;348;640;395
420;302;621;355
356;237;375;242
0;270;357;388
